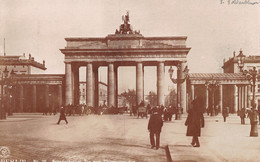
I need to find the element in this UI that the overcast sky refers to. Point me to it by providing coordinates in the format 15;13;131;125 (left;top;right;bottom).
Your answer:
1;0;260;94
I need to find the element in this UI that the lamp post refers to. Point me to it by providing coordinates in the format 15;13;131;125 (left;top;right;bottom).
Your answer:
237;50;258;137
168;64;189;120
0;67;15;119
205;76;220;116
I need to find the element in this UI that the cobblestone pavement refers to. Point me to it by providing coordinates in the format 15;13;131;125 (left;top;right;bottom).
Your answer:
0;114;166;162
166;114;260;162
0;113;260;162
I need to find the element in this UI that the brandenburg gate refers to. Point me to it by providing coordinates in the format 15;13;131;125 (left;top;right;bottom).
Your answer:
60;13;191;111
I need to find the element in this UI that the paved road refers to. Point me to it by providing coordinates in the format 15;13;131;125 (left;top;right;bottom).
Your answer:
166;114;260;162
0;113;259;162
0;114;166;162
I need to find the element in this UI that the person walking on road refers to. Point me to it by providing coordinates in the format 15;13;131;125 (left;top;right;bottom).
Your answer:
239;108;246;124
222;107;229;122
148;110;163;150
57;106;68;124
185;97;204;147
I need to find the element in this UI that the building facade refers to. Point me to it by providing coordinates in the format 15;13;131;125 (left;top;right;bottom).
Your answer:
0;54;64;114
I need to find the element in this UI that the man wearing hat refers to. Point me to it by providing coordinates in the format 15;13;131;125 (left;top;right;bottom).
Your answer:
57;106;68;124
148;109;163;150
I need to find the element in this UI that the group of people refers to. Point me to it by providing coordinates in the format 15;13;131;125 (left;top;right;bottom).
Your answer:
144;104;183;122
237;106;260;125
148;96;205;150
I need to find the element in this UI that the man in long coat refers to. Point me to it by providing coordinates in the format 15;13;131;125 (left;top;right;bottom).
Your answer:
222;107;229;122
185;97;204;147
57;106;68;124
148;110;163;150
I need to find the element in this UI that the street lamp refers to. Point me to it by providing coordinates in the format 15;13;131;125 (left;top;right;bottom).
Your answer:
205;76;220;116
168;65;189;120
237;50;246;72
0;67;15;119
237;50;258;137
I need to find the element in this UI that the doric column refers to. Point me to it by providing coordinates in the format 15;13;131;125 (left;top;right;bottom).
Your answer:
58;85;62;108
180;62;187;111
45;85;49;110
108;63;115;107
242;86;245;109
65;63;73;105
219;84;223;112
86;63;94;107
206;87;209;110
239;86;243;110
157;62;165;106
73;65;79;105
136;62;144;106
247;85;250;107
238;85;241;112
191;84;195;100
93;65;99;108
244;86;247;108
32;85;36;112
234;85;238;113
19;85;24;112
114;65;118;108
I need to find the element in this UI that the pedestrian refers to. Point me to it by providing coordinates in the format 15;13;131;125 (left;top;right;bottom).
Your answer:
185;97;204;147
168;106;174;121
222;107;229;122
163;107;168;121
240;108;246;124
148;110;163;150
57;106;68;124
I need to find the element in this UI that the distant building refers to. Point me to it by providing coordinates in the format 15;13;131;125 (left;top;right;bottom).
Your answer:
222;51;260;108
0;53;46;75
187;50;258;114
0;53;64;113
79;81;107;106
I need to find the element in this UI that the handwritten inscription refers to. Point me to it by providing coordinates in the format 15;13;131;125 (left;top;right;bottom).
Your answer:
220;0;260;5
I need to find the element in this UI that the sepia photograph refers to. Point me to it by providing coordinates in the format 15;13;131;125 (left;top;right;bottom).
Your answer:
0;0;260;161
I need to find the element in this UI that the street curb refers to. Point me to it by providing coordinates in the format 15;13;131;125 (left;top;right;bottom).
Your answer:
165;145;172;162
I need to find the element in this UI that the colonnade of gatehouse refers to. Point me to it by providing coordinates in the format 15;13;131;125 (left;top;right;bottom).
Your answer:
9;74;64;113
65;61;188;110
188;73;250;114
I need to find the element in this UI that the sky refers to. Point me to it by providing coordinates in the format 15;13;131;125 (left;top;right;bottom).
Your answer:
0;0;260;94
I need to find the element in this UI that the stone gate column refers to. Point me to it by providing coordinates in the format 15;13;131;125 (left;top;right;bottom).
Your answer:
93;65;99;108
65;63;73;105
157;62;165;106
247;85;250;107
136;62;144;106
242;86;245;109
180;62;187;111
219;84;223;112
19;85;24;112
86;63;94;107
114;65;118;108
191;84;195;100
234;85;238;113
108;63;115;107
32;85;36;112
73;65;79;105
206;86;209;110
239;86;242;110
58;85;62;108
